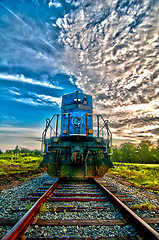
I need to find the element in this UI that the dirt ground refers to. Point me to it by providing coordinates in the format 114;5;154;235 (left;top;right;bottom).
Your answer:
0;169;44;192
0;170;158;197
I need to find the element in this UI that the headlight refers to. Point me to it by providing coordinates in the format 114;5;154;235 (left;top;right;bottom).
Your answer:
63;129;67;134
88;129;93;134
53;137;59;142
96;138;102;143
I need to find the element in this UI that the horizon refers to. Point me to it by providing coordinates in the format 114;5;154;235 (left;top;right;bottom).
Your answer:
1;137;158;153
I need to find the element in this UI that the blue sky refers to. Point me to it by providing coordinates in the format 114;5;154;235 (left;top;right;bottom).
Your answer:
0;0;159;151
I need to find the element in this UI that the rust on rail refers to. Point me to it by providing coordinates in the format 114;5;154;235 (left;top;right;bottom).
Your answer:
93;178;159;240
2;178;60;240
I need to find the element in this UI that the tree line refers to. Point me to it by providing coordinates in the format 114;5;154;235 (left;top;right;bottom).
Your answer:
0;141;159;164
111;140;159;164
0;145;41;157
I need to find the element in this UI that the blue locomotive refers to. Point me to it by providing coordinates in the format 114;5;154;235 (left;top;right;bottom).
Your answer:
40;91;113;178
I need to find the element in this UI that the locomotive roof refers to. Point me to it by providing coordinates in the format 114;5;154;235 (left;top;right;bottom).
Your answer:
62;91;91;97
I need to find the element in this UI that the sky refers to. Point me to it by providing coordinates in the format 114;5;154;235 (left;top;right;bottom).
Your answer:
0;0;159;151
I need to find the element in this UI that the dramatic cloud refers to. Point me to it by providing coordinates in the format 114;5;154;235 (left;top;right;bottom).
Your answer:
55;0;159;144
0;0;158;150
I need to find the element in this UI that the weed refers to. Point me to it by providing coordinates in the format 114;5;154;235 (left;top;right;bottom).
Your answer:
26;203;33;211
0;153;43;177
39;203;49;212
132;201;157;211
53;207;57;212
108;162;159;191
19;178;25;181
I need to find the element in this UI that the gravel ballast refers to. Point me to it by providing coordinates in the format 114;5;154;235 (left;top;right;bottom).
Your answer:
0;172;158;239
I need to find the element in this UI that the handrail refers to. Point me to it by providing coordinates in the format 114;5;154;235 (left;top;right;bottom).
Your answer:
41;114;57;152
41;113;68;152
96;114;113;155
41;113;113;155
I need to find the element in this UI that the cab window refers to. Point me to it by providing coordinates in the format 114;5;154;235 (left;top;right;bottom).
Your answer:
64;104;76;110
78;104;91;111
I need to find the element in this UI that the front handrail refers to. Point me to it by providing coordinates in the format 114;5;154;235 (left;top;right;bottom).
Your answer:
41;113;68;153
41;114;57;152
41;113;113;155
96;115;113;155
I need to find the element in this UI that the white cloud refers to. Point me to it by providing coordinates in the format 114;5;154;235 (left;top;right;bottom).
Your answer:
56;0;159;132
0;73;63;89
133;125;159;133
48;1;62;8
0;125;43;151
15;98;40;106
34;94;61;106
9;89;21;96
14;93;61;107
1;0;159;146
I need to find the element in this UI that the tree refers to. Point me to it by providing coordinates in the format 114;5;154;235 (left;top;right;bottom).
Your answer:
111;140;159;164
138;141;152;163
119;143;137;163
14;145;20;153
33;149;42;156
111;147;121;162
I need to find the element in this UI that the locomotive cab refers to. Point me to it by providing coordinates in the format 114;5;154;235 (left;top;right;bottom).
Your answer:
61;91;93;137
40;91;113;178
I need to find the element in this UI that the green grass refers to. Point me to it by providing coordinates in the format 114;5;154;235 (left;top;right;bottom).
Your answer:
0;153;43;178
132;201;157;211
108;162;159;192
39;203;49;212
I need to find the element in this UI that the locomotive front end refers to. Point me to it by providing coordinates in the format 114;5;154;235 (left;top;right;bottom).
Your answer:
40;91;113;178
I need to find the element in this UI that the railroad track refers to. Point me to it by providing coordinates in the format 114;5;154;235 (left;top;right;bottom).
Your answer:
2;177;159;240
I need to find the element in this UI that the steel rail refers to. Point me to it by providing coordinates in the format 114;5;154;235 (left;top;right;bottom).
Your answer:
2;178;60;240
93;178;159;240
